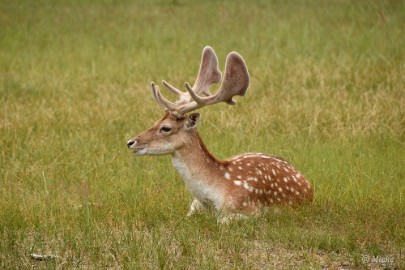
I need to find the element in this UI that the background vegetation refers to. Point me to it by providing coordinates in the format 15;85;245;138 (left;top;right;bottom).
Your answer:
1;0;404;269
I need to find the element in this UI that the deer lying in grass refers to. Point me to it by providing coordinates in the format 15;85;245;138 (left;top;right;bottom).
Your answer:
127;46;313;223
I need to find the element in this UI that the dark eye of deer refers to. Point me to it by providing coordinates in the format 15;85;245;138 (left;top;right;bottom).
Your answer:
160;126;172;133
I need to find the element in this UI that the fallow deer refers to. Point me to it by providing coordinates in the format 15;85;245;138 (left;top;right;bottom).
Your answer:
127;46;313;223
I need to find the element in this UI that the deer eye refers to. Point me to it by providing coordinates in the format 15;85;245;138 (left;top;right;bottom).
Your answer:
160;126;172;133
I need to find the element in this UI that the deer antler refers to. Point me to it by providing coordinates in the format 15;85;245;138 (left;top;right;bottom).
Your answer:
151;46;249;117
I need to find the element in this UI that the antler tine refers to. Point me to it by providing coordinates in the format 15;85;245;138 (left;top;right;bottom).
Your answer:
162;80;184;98
162;80;191;105
150;82;178;111
178;51;249;115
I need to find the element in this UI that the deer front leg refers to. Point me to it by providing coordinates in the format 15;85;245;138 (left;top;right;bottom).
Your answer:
187;199;206;217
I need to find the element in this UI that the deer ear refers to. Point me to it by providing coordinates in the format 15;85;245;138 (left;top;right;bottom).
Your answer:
185;113;200;130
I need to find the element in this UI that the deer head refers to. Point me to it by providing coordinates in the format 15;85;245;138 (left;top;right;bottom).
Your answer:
127;46;250;155
127;111;201;156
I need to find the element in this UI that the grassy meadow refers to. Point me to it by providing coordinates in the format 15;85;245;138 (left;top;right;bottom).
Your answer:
1;0;404;269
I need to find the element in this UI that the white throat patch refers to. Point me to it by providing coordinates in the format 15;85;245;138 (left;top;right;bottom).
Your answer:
172;153;224;210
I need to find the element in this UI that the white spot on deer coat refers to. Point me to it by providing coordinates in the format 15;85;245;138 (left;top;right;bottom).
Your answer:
243;182;252;192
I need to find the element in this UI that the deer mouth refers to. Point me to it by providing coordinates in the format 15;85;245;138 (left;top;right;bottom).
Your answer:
132;147;147;156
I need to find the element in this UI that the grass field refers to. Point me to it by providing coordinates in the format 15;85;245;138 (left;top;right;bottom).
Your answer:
1;0;404;269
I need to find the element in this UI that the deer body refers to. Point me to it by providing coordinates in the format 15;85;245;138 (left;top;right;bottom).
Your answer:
127;46;313;222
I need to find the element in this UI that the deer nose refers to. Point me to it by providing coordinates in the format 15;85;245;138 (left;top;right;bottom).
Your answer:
127;140;135;149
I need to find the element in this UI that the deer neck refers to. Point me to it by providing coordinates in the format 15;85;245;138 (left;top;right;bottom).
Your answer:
171;131;226;208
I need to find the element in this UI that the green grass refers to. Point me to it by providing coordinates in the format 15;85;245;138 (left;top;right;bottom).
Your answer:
1;0;404;269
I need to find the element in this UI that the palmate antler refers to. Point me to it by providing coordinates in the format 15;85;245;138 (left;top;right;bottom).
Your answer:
151;46;250;117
